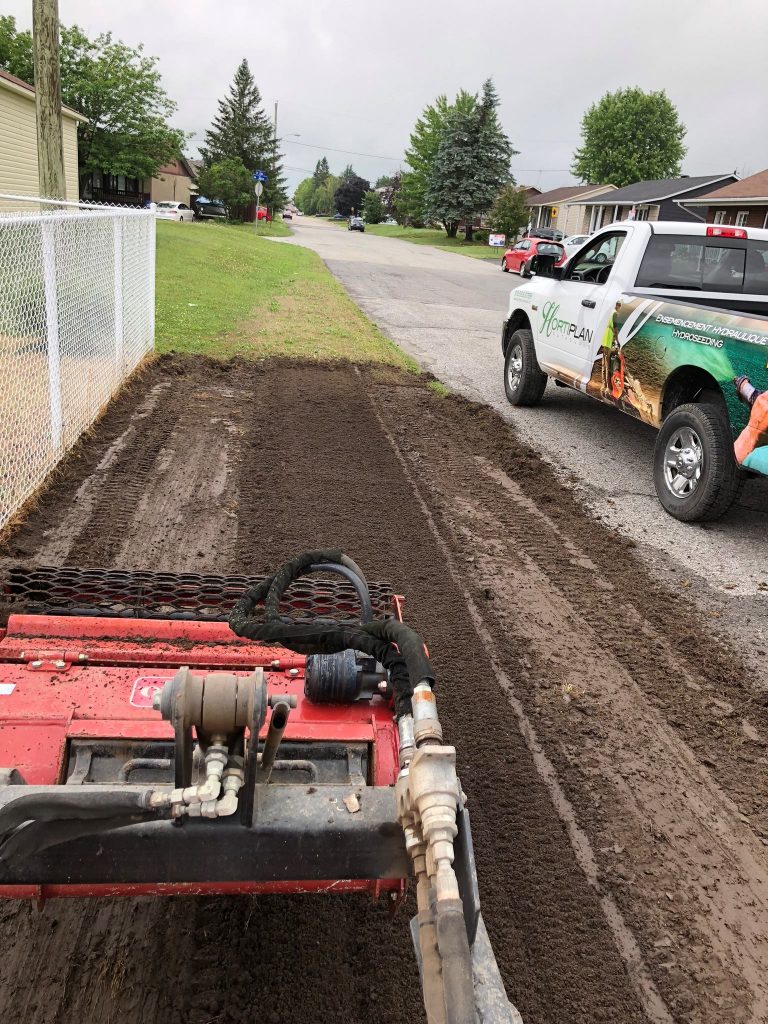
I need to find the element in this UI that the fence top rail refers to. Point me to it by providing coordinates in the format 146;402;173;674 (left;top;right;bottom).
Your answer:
0;194;155;227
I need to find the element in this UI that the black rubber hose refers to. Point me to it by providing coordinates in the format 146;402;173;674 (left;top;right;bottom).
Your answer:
229;551;435;716
0;789;153;839
0;811;160;874
435;898;476;1024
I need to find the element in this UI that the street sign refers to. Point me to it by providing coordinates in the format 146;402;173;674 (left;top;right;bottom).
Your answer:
488;233;506;247
252;170;268;183
254;181;264;198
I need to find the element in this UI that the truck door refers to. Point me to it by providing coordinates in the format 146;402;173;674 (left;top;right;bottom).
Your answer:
536;230;629;389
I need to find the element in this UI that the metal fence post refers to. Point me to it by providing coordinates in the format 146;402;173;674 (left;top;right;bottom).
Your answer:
41;218;62;452
113;215;124;379
147;212;156;349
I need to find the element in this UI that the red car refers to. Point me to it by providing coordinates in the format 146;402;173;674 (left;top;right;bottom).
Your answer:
502;237;566;274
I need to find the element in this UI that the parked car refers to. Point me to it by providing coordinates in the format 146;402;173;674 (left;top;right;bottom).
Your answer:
348;216;365;233
563;233;590;257
155;201;194;222
193;197;227;221
282;210;293;220
528;226;564;242
502;238;565;274
501;220;768;521
330;212;346;221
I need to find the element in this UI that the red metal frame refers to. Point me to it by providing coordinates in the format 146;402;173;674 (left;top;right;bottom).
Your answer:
0;610;405;902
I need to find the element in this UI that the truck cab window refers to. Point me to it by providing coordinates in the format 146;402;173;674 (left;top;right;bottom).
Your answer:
637;236;746;292
568;232;626;285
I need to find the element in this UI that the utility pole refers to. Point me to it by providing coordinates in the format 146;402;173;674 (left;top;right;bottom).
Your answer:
272;100;278;219
32;0;66;202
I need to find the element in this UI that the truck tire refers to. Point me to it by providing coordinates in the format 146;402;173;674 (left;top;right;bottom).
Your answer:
653;402;743;522
504;328;547;406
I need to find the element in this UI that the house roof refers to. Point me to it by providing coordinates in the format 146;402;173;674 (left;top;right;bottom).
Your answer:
0;68;87;122
681;169;768;205
528;183;609;207
579;174;735;206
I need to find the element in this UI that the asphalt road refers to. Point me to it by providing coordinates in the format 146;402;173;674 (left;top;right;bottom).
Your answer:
287;218;768;645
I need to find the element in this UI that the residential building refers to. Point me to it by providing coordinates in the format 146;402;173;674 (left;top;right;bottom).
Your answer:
576;174;739;230
678;169;768;229
148;156;198;206
0;68;86;208
528;184;616;236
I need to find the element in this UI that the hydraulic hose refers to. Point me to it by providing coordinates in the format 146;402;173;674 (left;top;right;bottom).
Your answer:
0;790;165;876
229;550;435;717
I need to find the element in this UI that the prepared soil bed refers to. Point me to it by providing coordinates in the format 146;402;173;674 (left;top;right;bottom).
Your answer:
1;355;768;1024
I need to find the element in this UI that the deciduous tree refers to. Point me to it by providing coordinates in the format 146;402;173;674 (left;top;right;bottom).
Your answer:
0;16;185;192
362;190;384;224
195;158;253;217
334;174;370;215
488;185;529;243
571;87;687;188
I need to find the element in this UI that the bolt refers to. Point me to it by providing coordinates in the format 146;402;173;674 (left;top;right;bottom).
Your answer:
54;660;66;669
78;653;88;662
378;681;388;693
288;668;299;677
31;660;42;669
152;691;162;711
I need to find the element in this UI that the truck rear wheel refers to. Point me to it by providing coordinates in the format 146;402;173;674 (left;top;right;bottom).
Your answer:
653;402;743;522
504;329;547;406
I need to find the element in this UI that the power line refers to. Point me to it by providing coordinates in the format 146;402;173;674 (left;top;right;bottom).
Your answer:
283;139;402;162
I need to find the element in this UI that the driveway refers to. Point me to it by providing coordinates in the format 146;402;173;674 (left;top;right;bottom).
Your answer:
288;218;768;644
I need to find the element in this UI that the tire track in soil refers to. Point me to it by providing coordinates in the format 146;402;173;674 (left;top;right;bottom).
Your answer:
1;356;764;1024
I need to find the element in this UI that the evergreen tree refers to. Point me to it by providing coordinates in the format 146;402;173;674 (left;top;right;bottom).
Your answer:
201;59;286;211
425;79;515;240
340;164;356;182
312;157;330;186
404;90;476;226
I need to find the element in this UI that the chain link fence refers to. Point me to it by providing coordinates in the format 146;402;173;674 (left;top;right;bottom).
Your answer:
0;196;155;533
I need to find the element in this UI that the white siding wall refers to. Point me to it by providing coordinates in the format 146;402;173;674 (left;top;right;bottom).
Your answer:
0;83;81;209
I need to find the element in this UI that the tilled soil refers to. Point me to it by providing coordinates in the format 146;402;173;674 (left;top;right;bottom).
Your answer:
2;356;768;1024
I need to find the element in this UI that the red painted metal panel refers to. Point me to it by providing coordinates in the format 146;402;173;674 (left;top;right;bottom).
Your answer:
0;878;406;900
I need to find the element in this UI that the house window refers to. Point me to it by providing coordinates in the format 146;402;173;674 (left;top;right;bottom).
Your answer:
713;210;726;225
736;211;749;227
635;206;649;221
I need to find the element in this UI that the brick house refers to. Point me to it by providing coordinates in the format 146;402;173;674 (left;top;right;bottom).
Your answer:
678;169;768;229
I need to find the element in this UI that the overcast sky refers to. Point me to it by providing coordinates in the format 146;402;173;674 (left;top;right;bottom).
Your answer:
5;0;768;195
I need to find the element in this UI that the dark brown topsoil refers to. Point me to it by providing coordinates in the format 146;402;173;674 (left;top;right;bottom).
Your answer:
1;355;767;1024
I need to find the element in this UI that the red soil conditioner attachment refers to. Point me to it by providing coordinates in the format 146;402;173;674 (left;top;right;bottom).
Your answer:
0;550;521;1024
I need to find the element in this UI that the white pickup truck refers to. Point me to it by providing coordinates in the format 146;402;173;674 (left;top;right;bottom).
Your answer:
502;220;768;521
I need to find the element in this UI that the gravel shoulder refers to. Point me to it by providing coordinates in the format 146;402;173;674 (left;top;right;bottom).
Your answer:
2;356;767;1023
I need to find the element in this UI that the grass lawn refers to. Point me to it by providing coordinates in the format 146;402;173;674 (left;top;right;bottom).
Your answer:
154;220;415;367
361;224;502;262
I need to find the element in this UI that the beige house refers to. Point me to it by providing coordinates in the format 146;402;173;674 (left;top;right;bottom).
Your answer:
0;69;86;208
527;183;616;236
148;156;198;205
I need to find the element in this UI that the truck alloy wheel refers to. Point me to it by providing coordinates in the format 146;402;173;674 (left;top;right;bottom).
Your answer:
503;328;547;406
653;402;743;522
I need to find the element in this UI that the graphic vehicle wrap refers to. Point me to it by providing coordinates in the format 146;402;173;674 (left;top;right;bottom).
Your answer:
581;296;768;476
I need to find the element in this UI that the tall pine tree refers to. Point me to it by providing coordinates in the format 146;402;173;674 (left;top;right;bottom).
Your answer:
312;157;330;186
201;59;286;211
425;79;515;239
